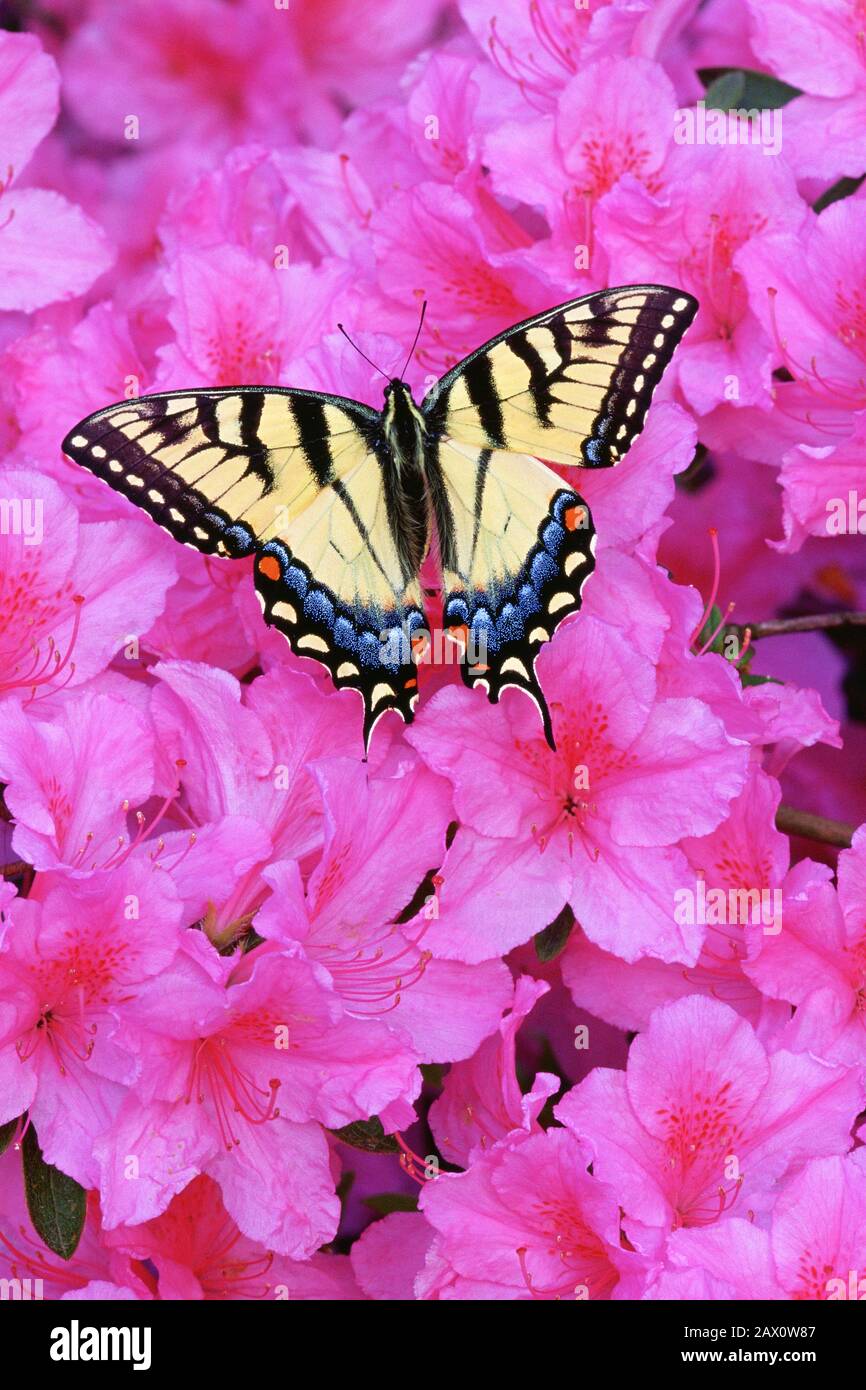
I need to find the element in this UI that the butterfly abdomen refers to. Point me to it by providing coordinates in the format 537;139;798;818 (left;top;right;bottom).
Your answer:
381;380;430;577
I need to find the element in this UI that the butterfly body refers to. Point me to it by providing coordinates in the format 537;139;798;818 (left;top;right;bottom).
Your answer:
377;379;431;578
63;285;697;748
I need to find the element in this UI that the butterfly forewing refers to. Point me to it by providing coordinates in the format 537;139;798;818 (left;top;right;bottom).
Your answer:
422;285;698;469
62;387;427;744
61;387;380;557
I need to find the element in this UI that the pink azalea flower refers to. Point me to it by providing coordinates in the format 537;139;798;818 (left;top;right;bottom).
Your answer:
351;1210;433;1301
664;1148;866;1300
484;55;680;288
154;245;352;390
557;995;865;1235
404;50;508;194
161;142;376;271
408;615;748;964
747;0;866;182
106;1174;362;1300
657;1218;784;1299
280;0;446;118
0;689;159;873
458;0;595;111
257;758;513;1062
143;550;261;676
772;415;866;554
60;0;299;151
745;825;866;1065
768;1149;866;1300
4;306;150;498
585;0;708;92
371;181;555;377
417;1128;651;1300
562;765;794;1031
150;660;359;874
427;976;558;1166
0;469;176;704
0;864;182;1185
0;31;112;310
737;197;866;426
597;142;806;415
96;937;420;1257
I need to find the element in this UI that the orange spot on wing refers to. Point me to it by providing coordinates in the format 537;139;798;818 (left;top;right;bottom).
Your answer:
446;623;469;648
564;505;587;531
258;556;281;582
404;678;418;689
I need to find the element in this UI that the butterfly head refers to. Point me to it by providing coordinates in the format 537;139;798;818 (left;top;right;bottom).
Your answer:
383;377;409;397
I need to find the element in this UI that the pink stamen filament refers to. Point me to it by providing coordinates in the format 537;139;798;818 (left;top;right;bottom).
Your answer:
184;1037;280;1151
0;595;84;699
690;528;721;645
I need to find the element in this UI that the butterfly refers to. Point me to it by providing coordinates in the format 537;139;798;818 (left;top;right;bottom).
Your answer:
63;284;697;749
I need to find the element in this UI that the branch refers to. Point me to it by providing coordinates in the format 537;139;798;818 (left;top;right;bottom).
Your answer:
775;804;855;849
738;612;866;640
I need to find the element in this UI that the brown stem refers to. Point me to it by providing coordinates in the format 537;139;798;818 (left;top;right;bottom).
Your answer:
775;805;855;849
739;612;866;639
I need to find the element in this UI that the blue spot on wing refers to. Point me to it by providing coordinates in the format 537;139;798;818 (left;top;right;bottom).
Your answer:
530;552;558;589
333;616;358;652
358;631;382;668
497;602;524;642
303;589;334;625
285;565;308;597
518;583;542;617
542;520;565;556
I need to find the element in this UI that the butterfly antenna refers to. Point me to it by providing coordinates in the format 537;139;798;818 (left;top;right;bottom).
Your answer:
399;299;427;381
336;322;390;382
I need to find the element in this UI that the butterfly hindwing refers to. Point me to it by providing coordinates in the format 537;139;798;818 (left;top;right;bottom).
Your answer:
252;438;428;744
431;438;596;745
422;284;698;469
62;388;427;745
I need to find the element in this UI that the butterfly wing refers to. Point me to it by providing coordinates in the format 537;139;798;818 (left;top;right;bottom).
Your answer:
421;285;696;744
422;284;697;468
62;388;427;745
429;438;595;745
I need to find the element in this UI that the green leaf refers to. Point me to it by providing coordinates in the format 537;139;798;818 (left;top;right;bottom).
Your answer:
21;1127;86;1260
329;1117;400;1154
813;174;865;214
0;1118;18;1157
420;1062;445;1090
701;67;801;111
534;903;575;963
704;70;745;111
362;1192;419;1216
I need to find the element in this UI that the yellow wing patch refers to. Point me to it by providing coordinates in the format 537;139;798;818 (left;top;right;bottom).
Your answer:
423;285;697;470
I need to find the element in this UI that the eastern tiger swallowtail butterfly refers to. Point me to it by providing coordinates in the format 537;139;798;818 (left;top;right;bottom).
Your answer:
62;284;697;749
